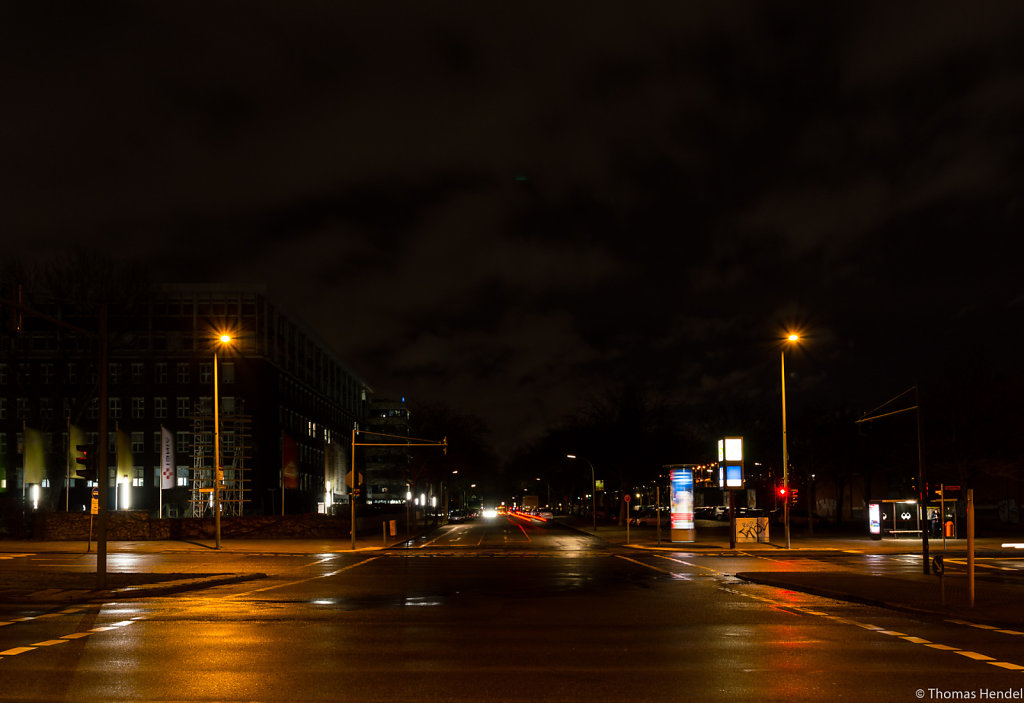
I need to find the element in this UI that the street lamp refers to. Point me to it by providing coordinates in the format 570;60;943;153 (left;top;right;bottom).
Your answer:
781;332;800;550
566;455;596;531
213;333;233;549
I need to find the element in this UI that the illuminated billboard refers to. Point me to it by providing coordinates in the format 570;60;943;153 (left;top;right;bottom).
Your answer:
717;436;744;489
670;467;695;542
868;502;881;537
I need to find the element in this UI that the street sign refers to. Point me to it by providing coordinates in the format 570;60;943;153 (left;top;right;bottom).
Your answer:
624;494;631;503
90;488;99;515
346;470;363;488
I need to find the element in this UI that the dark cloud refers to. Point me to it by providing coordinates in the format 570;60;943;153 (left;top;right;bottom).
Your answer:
2;1;1022;454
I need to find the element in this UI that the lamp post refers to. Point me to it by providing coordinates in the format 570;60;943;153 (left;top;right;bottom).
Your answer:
213;333;232;549
566;455;596;532
781;333;800;550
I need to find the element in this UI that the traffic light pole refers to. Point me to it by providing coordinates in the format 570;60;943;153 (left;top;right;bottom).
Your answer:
350;429;447;550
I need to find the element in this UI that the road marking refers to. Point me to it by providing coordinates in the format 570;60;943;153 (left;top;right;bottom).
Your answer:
300;556;337;568
61;633;91;640
31;640;69;647
990;662;1024;670
724;583;1024;671
0;647;35;656
946;558;1015;571
655;555;720;574
228;557;379;598
957;651;996;661
614;555;671;574
946;618;1022;637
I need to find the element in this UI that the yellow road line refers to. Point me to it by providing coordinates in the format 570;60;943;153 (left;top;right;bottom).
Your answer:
957;651;996;661
990;662;1024;670
0;647;35;656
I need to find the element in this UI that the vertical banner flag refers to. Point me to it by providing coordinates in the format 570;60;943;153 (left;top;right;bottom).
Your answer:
160;425;175;489
24;425;45;485
116;428;133;482
282;431;299;489
69;424;85;481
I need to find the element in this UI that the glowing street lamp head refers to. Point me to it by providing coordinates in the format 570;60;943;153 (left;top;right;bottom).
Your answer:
787;333;800;342
219;334;232;344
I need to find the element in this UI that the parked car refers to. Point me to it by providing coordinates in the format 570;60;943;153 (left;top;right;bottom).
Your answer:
694;506;715;520
629;508;668;527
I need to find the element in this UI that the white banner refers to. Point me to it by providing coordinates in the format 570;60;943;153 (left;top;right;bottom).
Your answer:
160;425;175;489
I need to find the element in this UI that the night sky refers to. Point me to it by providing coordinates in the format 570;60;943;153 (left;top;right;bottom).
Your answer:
3;3;1022;460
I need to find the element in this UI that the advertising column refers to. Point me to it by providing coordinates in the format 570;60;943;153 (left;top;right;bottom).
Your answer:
670;467;695;542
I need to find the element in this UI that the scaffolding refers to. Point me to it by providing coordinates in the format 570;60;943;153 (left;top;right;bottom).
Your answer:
188;412;252;518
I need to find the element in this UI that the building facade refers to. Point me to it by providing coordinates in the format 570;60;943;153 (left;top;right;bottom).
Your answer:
364;398;412;506
0;284;370;517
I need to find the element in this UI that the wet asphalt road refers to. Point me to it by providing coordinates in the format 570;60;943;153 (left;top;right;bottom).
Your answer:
2;515;1023;702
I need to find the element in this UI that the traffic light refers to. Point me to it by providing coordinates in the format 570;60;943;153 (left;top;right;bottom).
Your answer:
790;488;799;504
74;444;96;482
777;486;788;499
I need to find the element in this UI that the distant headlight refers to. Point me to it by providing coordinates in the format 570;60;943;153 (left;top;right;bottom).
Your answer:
482;508;498;518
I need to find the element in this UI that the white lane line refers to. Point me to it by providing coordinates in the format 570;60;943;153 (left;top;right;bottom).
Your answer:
614;555;672;574
227;557;379;598
654;555;720;574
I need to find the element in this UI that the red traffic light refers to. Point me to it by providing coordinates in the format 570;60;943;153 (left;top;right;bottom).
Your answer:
778;487;788;497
